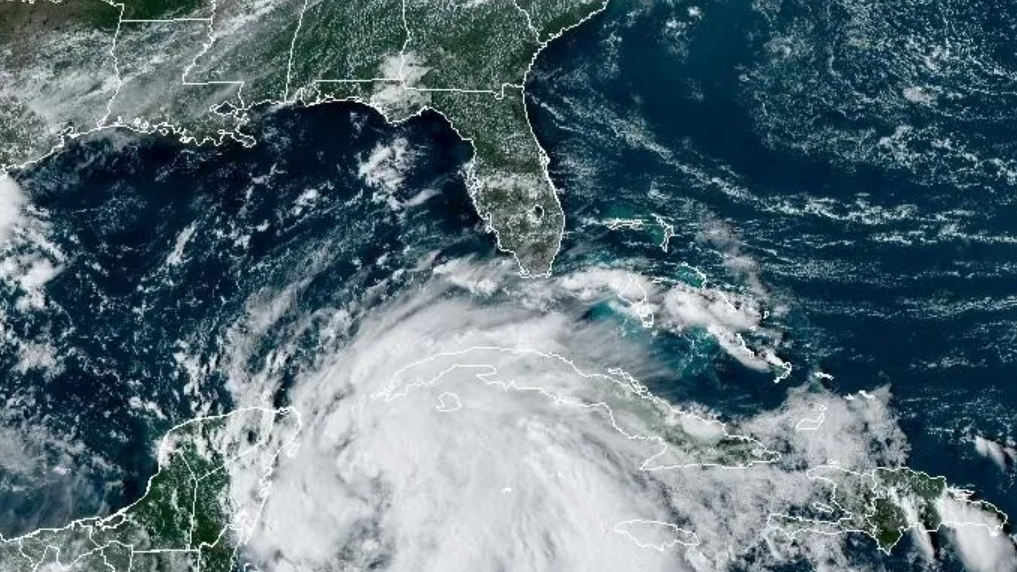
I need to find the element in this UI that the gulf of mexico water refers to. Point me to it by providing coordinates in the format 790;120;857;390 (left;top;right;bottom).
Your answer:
0;105;489;533
0;0;1014;569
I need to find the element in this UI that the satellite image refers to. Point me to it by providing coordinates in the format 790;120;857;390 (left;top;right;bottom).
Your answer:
0;0;1015;571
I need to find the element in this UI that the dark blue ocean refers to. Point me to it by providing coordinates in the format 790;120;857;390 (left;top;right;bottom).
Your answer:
0;0;1014;569
531;0;1017;520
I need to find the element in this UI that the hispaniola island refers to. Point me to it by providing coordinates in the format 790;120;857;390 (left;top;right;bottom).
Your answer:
1;0;1016;571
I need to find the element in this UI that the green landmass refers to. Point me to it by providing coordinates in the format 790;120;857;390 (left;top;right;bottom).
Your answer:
119;0;209;21
517;0;606;41
0;408;299;572
431;88;564;274
0;0;119;34
0;0;609;276
769;465;1008;553
404;0;538;91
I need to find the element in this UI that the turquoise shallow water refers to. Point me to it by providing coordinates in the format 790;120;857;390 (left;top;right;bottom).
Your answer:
528;0;1017;550
1;1;1015;569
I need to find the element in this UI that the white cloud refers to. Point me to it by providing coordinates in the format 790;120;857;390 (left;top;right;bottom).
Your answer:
242;290;729;571
15;257;63;310
745;385;909;469
220;260;925;572
0;175;65;311
613;519;699;551
16;340;61;376
551;264;787;376
358;137;417;212
369;52;431;118
0;174;27;246
973;435;1015;472
165;223;197;266
937;494;1017;572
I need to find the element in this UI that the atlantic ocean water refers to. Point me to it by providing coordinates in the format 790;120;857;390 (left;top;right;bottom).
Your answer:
530;0;1017;520
1;0;1015;570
